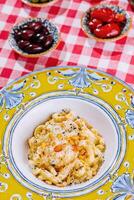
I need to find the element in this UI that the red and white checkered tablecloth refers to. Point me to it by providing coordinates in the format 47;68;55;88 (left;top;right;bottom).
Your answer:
0;0;134;89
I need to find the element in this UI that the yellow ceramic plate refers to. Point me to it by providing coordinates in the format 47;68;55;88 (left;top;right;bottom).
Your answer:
0;66;134;200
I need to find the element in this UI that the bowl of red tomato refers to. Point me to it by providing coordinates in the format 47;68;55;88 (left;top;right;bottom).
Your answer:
81;4;132;42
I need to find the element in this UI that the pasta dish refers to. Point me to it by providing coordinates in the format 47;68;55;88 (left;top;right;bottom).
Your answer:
28;110;106;187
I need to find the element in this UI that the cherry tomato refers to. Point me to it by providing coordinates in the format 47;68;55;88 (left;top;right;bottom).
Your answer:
94;23;121;38
89;18;102;31
90;8;115;23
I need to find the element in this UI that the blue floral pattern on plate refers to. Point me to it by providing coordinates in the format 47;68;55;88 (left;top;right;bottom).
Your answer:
125;96;134;128
58;68;103;88
0;82;24;110
111;173;134;200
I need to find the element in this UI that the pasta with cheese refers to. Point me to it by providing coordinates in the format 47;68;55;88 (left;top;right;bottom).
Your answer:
28;110;106;187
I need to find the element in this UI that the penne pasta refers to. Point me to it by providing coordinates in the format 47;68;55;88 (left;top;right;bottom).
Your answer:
28;110;106;186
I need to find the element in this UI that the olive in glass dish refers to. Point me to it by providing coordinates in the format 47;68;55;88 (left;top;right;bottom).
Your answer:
21;0;59;7
9;18;60;57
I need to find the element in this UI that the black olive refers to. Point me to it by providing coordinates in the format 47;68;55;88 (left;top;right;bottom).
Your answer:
25;44;43;54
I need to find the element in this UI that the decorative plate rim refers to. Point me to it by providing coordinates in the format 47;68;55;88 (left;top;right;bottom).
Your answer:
1;66;133;91
3;92;126;197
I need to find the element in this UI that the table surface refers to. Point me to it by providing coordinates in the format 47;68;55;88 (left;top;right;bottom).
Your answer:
0;0;134;89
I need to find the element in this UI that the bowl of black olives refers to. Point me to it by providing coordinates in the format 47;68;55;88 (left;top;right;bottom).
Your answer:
9;18;60;57
22;0;59;7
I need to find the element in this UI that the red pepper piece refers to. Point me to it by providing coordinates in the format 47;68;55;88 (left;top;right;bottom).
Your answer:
114;13;126;23
89;18;102;31
90;8;115;23
94;22;121;39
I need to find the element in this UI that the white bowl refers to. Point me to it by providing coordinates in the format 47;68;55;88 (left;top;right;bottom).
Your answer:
3;93;126;198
